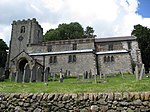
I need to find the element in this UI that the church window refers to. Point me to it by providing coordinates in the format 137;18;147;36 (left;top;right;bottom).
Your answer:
49;57;53;63
68;55;76;63
111;56;115;62
73;43;77;50
47;45;52;52
104;56;107;63
104;56;115;63
37;30;40;43
68;55;72;63
49;56;57;64
108;44;113;51
127;41;132;50
107;56;110;62
73;55;76;62
54;56;57;63
20;26;25;33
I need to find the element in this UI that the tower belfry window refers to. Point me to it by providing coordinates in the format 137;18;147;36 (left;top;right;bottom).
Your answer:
108;44;113;51
73;43;77;50
20;26;25;33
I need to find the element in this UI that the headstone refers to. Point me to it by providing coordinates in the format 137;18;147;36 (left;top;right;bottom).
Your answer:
139;64;145;80
64;70;68;78
68;71;70;77
4;69;10;79
23;64;31;83
83;72;85;79
0;67;4;77
16;70;23;82
53;73;57;81
89;70;92;79
85;71;88;79
135;64;139;80
30;65;36;82
59;69;63;83
44;67;49;82
99;72;102;79
10;72;16;82
37;67;42;82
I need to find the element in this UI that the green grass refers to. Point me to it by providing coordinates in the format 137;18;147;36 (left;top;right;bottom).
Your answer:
0;74;150;93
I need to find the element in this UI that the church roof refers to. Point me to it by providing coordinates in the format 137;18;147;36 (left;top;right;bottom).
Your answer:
29;49;94;56
96;50;128;55
95;36;136;43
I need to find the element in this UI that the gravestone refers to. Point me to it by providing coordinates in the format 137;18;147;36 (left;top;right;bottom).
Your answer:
0;67;4;77
10;72;16;82
16;70;23;82
4;69;10;79
23;64;31;83
53;73;57;81
139;64;145;80
59;69;63;83
44;67;49;82
85;71;88;79
135;64;139;80
37;67;42;82
68;71;70;77
89;70;92;79
30;65;36;82
64;70;68;78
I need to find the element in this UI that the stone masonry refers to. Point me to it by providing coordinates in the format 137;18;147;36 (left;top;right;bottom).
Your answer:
0;92;150;112
8;18;143;82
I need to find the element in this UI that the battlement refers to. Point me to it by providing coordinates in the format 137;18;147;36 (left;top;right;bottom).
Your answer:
12;18;42;29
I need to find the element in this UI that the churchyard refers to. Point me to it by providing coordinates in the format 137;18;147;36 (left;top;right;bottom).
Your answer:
0;73;150;93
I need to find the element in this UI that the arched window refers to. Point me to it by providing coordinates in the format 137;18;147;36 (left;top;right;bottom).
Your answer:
20;26;25;33
68;55;72;63
107;56;110;62
104;56;107;63
49;56;57;64
73;55;76;62
111;56;115;62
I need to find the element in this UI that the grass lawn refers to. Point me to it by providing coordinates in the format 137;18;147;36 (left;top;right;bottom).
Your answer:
0;74;150;93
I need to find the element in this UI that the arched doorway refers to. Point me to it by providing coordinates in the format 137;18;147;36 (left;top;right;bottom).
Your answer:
19;59;28;74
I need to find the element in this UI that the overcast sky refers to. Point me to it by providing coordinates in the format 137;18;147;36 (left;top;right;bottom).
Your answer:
0;0;150;45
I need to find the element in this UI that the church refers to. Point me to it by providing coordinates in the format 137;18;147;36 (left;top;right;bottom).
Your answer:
8;18;142;82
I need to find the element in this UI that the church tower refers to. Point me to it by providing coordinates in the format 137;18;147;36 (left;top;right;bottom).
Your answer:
9;18;43;63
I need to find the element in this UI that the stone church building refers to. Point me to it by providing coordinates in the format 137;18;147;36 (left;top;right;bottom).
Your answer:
8;18;142;82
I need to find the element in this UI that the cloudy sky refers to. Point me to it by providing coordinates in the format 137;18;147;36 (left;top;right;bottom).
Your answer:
0;0;150;45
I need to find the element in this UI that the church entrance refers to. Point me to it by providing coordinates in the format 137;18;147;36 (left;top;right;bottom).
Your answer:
19;59;28;74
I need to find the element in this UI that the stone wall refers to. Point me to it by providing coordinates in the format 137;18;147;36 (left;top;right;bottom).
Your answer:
45;52;97;76
0;92;150;112
95;42;123;52
98;53;132;75
44;38;94;52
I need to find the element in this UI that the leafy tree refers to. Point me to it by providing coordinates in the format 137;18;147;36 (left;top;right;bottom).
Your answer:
0;39;8;68
131;24;150;73
43;22;95;41
84;26;95;38
44;29;60;41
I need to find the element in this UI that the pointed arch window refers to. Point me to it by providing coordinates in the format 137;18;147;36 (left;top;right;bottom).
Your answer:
107;56;110;62
20;26;25;33
104;56;107;63
111;56;115;62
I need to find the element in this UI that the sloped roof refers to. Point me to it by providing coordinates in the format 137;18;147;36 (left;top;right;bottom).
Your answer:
95;36;136;43
29;49;93;56
96;50;128;55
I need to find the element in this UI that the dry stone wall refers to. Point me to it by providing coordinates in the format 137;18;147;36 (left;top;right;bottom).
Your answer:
0;92;150;112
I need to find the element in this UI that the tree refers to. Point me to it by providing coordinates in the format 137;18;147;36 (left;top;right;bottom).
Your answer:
84;26;95;38
44;29;60;41
131;24;150;73
43;22;95;41
0;39;8;68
